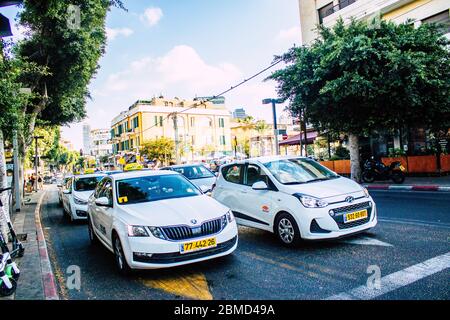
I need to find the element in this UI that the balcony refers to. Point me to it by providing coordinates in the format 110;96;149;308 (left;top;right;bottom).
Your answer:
321;0;416;28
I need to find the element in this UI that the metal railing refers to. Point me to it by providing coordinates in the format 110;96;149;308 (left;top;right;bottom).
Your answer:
320;0;357;22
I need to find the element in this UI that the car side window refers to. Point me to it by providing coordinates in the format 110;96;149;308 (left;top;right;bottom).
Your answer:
222;165;244;184
94;179;106;198
65;178;72;191
98;179;113;206
245;164;269;187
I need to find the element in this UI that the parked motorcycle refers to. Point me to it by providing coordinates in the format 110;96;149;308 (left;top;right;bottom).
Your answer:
362;157;406;184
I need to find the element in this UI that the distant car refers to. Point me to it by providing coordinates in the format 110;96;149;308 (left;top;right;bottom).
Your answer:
58;175;73;206
212;156;377;246
87;170;238;273
61;173;106;222
160;164;217;193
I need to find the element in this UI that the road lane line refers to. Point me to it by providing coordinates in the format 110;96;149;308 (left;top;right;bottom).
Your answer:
139;272;212;300
326;251;450;300
241;251;339;283
339;236;393;247
379;218;450;229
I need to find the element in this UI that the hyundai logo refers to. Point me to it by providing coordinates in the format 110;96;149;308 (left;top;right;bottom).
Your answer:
345;196;354;203
191;219;198;225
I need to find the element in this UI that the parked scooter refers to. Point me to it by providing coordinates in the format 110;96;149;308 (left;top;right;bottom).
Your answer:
362;157;406;184
0;187;23;296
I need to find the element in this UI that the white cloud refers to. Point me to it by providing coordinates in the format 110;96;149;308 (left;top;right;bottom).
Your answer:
106;27;134;41
140;7;163;27
276;26;302;43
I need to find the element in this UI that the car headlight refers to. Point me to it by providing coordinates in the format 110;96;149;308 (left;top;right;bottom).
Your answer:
362;187;370;198
294;193;328;208
127;225;149;237
221;214;228;228
73;196;87;205
148;226;166;240
226;210;234;223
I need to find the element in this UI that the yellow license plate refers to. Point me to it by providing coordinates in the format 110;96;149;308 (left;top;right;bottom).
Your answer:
344;209;368;223
180;237;217;254
399;165;406;172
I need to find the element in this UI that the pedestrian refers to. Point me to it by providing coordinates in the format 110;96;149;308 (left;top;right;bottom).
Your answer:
38;173;43;190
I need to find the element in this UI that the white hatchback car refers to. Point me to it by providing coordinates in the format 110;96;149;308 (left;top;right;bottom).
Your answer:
160;164;217;192
62;173;106;221
87;170;238;274
212;156;377;246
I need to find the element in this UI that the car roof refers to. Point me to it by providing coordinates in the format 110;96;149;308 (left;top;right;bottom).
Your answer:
73;173;107;179
110;169;179;180
164;163;205;168
225;155;308;166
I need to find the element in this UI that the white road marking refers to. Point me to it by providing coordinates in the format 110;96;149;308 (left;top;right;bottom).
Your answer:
326;251;450;300
339;236;393;247
379;217;450;229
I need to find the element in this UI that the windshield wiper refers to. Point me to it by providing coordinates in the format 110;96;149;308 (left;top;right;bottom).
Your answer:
283;181;307;185
304;178;331;183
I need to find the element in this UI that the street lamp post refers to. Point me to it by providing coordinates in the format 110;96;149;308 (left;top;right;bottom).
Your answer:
262;98;284;156
33;136;44;192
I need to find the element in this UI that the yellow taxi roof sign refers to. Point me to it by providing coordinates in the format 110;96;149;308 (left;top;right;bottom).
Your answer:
84;168;96;174
124;163;143;171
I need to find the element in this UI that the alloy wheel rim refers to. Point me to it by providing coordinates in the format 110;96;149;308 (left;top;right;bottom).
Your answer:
278;218;294;243
114;238;124;270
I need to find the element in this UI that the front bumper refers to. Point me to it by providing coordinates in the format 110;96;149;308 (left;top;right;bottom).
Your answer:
122;221;238;269
296;198;378;240
70;203;88;220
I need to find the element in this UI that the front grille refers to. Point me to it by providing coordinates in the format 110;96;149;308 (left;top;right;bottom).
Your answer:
133;236;237;264
332;201;372;230
162;217;223;241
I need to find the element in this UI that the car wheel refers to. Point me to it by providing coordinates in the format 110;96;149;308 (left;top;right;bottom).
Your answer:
113;233;131;276
88;217;99;245
275;213;302;247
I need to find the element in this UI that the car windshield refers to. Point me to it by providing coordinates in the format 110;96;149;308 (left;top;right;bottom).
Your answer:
116;174;201;205
172;165;215;180
264;158;339;185
74;176;104;192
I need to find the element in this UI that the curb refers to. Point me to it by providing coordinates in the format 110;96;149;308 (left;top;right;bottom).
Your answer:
34;191;59;300
364;184;450;192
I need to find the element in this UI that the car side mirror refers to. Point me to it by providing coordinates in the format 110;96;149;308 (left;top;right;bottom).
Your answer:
63;189;71;194
57;184;62;188
95;197;111;207
199;185;211;194
252;181;268;190
215;172;219;177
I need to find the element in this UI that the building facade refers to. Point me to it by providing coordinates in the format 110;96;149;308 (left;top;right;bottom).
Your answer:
82;123;91;156
89;129;112;157
110;97;233;162
299;0;450;45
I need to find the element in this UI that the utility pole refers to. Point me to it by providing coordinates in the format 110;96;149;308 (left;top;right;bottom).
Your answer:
33;136;44;192
12;131;20;212
172;113;180;164
263;98;284;156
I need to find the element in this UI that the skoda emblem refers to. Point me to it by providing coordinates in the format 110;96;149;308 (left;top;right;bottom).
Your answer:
191;219;197;225
345;196;354;203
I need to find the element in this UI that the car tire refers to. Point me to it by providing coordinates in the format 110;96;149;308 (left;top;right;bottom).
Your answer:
113;233;131;276
275;212;302;247
88;217;99;245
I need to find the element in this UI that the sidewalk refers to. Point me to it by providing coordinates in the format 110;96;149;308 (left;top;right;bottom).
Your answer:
364;175;450;192
0;188;59;300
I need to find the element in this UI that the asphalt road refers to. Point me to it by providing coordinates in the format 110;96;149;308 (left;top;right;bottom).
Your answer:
40;186;450;300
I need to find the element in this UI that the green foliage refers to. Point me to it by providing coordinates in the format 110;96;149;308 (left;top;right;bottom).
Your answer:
268;19;450;136
332;145;350;160
388;147;407;158
141;137;175;165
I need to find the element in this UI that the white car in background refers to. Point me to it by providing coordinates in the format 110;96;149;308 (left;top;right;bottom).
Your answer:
212;156;377;246
58;175;72;206
62;173;106;222
87;170;238;274
160;164;217;193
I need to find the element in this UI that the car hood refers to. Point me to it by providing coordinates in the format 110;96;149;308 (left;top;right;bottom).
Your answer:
119;195;229;227
281;177;363;199
73;191;94;201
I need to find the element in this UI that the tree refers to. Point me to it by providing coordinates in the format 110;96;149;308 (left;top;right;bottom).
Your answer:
141;137;175;166
268;19;450;181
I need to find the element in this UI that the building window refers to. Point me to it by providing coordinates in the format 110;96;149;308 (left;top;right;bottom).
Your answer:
190;117;195;127
154;115;163;127
422;10;450;34
219;118;225;128
133;117;139;129
318;2;334;24
220;135;226;145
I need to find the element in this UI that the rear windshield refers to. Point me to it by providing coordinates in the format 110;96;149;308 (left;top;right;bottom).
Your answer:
172;165;215;180
116;174;201;205
74;176;104;192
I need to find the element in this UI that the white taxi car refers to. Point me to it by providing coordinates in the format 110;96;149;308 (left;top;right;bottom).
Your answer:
62;173;106;221
212;156;377;246
87;170;238;274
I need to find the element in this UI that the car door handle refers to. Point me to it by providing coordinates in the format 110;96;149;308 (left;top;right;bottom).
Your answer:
240;190;248;194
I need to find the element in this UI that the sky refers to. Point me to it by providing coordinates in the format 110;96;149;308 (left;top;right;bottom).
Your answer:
3;0;302;150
